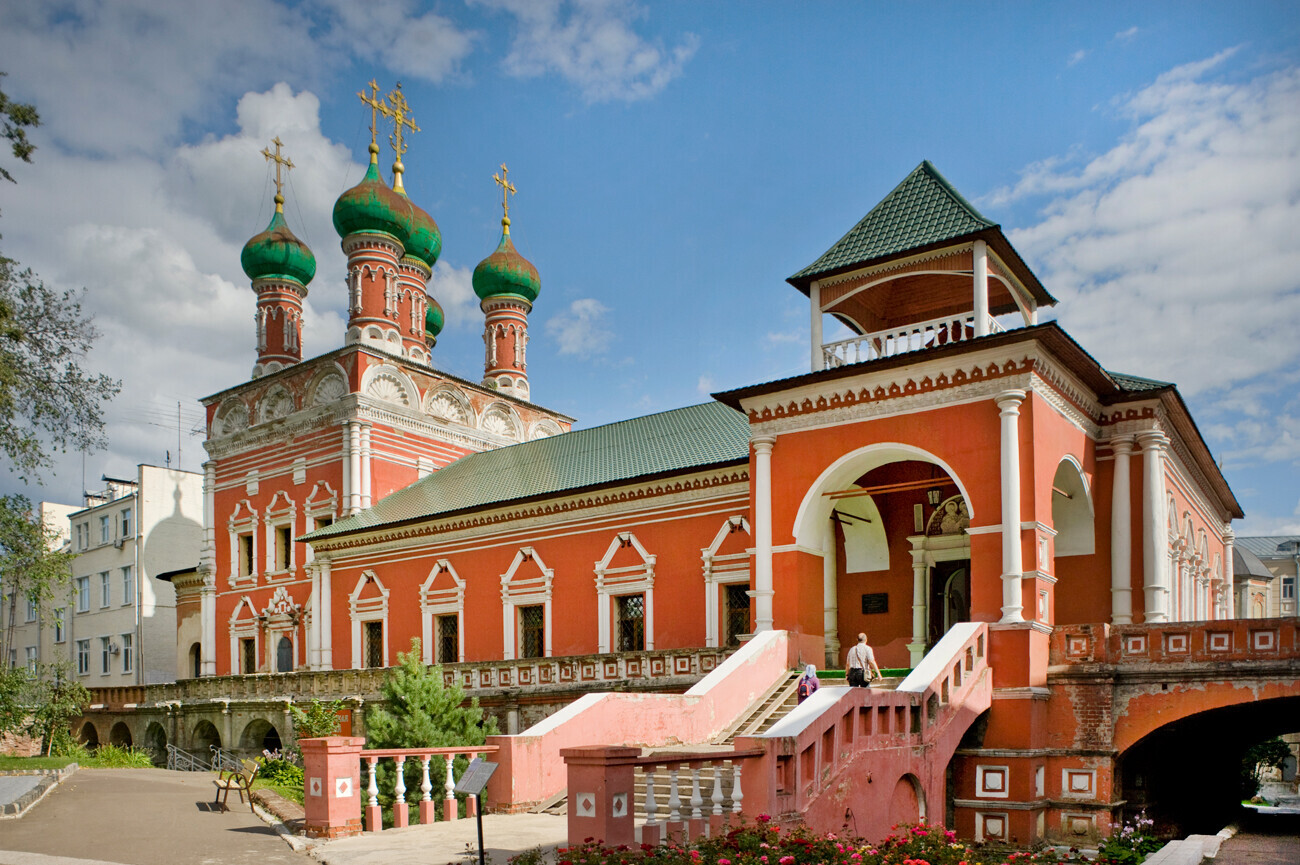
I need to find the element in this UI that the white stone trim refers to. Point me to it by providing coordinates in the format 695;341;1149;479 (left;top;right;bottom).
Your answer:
500;547;553;660
702;516;751;648
349;570;390;669
594;532;657;653
420;560;465;664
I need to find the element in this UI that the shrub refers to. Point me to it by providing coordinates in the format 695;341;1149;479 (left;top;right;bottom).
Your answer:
1095;814;1162;865
258;752;304;788
84;743;154;768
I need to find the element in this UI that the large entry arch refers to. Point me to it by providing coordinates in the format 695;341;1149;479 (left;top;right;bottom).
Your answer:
792;443;978;668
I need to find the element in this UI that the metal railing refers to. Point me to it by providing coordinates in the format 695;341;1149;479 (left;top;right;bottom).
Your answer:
165;744;210;772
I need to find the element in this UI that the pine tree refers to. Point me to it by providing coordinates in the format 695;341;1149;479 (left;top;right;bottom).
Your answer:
364;639;498;822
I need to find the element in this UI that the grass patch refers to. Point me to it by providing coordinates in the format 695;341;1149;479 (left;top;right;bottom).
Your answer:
253;778;305;806
817;667;912;680
0;755;76;771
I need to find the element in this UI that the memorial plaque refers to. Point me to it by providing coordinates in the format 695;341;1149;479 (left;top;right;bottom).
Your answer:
454;758;498;796
861;593;889;614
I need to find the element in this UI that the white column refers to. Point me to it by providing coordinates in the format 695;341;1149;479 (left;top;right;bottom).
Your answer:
307;562;320;669
1110;436;1134;624
340;424;352;515
996;390;1026;622
318;556;333;668
809;280;824;372
822;518;839;666
973;240;990;336
360;423;373;510
200;574;216;676
200;461;216;573
1223;529;1236;619
1138;430;1169;623
908;541;928;666
348;422;363;515
752;436;777;632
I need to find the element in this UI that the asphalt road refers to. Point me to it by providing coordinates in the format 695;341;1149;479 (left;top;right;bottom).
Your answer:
0;768;300;865
1216;810;1300;865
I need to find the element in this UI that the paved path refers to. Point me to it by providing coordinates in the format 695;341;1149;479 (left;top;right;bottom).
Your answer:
312;814;568;865
1215;811;1300;865
0;768;300;865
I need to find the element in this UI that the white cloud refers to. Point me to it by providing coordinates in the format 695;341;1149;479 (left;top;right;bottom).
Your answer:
1115;26;1139;42
697;374;715;395
546;298;613;356
1068;49;1088;67
428;261;481;332
474;0;698;102
313;0;477;83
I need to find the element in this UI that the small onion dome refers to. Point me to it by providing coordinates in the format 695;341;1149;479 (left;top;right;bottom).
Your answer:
425;295;445;340
332;143;413;247
404;199;442;269
240;197;316;286
472;217;540;304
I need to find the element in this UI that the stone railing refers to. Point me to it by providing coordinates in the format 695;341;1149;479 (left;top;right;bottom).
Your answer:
822;313;1004;367
92;645;734;708
361;745;499;830
1050;617;1300;666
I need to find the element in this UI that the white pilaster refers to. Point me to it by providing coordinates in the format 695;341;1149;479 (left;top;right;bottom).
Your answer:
200;461;216;573
200;573;216;676
752;436;777;632
348;422;362;515
809;280;824;372
973;240;990;337
341;425;352;515
1223;529;1235;619
822;518;839;666
318;557;333;668
1110;436;1134;624
908;539;928;666
1138;430;1169;623
996;389;1026;622
360;423;373;510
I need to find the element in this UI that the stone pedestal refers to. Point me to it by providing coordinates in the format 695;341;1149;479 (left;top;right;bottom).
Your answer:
301;737;365;839
561;745;640;847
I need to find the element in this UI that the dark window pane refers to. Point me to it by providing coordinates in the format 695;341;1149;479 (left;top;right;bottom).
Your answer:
519;605;544;658
276;636;293;673
364;621;384;668
616;594;645;652
724;584;750;647
241;638;256;674
437;614;459;663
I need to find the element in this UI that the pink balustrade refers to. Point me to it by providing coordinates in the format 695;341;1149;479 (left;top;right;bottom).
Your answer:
1052;617;1300;666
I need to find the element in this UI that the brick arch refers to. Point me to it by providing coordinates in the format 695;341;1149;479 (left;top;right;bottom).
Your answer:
1114;681;1300;754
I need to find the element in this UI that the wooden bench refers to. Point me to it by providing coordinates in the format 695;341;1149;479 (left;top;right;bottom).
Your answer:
212;758;259;812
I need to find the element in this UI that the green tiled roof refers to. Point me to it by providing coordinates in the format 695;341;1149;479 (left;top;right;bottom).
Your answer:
304;402;750;541
1109;371;1173;392
790;160;997;284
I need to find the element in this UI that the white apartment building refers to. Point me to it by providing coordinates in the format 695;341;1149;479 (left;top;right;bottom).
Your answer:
10;465;202;685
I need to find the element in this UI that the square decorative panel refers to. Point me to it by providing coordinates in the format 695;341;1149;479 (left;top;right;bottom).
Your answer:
1163;633;1189;653
1063;769;1095;797
652;658;666;676
540;666;553;683
976;765;1010;798
1067;815;1094;836
1067;635;1091;657
1252;630;1277;651
519;668;531;685
977;813;1008;842
581;663;596;680
611;792;628;818
1124;635;1147;655
603;661;619;678
575;792;595;818
626;660;640;677
701;656;717;672
674;656;690;674
308;777;322;798
335;777;353;798
498;669;511;686
1209;632;1231;652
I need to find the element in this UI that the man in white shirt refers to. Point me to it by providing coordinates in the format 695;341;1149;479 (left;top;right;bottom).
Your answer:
846;632;883;687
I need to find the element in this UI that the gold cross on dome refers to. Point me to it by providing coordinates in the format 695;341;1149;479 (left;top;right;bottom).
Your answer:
358;80;391;151
493;163;517;219
384;82;419;161
260;137;294;211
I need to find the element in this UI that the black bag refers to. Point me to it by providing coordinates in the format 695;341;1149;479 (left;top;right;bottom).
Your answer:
847;667;865;687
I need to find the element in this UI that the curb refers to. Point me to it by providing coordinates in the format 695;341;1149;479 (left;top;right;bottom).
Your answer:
253;801;311;853
0;764;79;819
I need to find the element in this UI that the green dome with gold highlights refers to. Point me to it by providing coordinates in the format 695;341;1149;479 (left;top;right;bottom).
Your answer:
332;144;413;247
240;202;316;286
425;295;444;340
472;218;540;304
404;199;442;270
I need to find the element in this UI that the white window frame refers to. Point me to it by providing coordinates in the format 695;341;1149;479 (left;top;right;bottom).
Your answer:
304;481;339;568
25;596;37;623
100;636;112;675
263;491;297;582
262;585;302;673
500;547;553;660
594;533;655;654
121;633;133;673
420;560;465;664
53;607;65;643
702;516;751;648
99;515;110;545
75;639;90;675
75;577;90;613
228;596;261;674
120;507;132;539
349;571;390;669
24;646;37;672
228;500;259;586
121;566;134;606
99;571;111;608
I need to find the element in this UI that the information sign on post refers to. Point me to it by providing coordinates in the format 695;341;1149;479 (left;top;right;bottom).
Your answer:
455;758;499;865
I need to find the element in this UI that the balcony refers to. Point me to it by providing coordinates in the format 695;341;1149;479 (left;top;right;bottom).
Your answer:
822;312;1004;369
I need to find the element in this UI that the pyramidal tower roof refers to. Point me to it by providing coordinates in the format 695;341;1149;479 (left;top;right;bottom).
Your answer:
788;161;1053;307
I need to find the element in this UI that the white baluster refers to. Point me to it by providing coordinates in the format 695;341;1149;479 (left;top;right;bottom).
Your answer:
394;756;407;804
667;765;681;822
644;767;659;826
689;766;703;820
420;755;433;802
444;754;456;812
366;757;379;809
731;763;743;814
711;764;724;816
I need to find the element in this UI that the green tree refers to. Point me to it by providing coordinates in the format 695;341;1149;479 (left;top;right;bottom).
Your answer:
0;70;39;187
1241;735;1292;799
291;697;347;740
365;639;498;822
0;494;75;670
24;661;89;755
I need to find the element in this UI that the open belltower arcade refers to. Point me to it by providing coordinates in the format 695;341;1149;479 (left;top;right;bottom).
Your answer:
73;87;1300;847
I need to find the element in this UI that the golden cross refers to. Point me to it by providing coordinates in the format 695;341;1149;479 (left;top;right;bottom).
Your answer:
493;163;517;220
259;137;294;211
358;80;390;153
384;82;419;162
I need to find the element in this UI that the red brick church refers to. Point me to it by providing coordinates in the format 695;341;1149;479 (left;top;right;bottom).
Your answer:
186;85;1268;844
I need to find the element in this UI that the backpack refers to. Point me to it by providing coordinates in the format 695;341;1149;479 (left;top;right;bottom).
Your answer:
797;677;814;700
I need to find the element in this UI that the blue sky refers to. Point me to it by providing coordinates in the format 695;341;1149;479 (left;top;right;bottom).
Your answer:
1;1;1297;534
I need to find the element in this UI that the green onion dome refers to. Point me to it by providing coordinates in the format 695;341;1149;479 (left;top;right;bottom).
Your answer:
403;199;442;269
472;218;540;304
425;295;444;340
240;196;316;286
332;143;413;248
